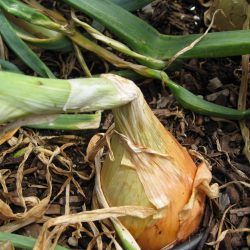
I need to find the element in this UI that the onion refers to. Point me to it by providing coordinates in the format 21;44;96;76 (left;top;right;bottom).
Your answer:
100;75;218;250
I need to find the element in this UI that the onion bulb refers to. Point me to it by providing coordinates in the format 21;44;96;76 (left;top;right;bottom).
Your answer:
100;75;218;250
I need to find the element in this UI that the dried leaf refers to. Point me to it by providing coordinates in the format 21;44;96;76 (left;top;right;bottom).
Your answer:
0;149;52;232
34;206;155;250
207;228;250;246
178;162;219;241
220;180;250;189
16;143;33;211
0;128;18;146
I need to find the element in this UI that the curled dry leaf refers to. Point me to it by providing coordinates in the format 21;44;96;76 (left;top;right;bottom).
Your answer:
34;206;156;250
0;146;53;232
0;169;11;193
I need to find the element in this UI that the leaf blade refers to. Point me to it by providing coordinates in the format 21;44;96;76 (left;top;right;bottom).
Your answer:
0;11;55;78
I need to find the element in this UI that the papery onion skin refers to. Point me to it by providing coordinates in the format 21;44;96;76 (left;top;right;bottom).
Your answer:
101;75;212;250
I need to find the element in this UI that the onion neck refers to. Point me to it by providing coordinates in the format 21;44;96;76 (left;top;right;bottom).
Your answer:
113;91;168;152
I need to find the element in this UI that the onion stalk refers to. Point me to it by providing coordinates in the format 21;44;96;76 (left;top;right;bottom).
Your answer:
100;75;218;250
0;72;138;124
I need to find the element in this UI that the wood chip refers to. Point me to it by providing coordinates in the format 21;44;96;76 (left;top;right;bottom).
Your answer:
59;195;84;206
45;204;61;215
230;207;250;216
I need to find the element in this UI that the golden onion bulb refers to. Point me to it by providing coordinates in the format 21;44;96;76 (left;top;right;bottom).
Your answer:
100;75;218;250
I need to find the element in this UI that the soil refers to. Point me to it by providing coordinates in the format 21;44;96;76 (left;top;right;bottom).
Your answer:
0;0;249;250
